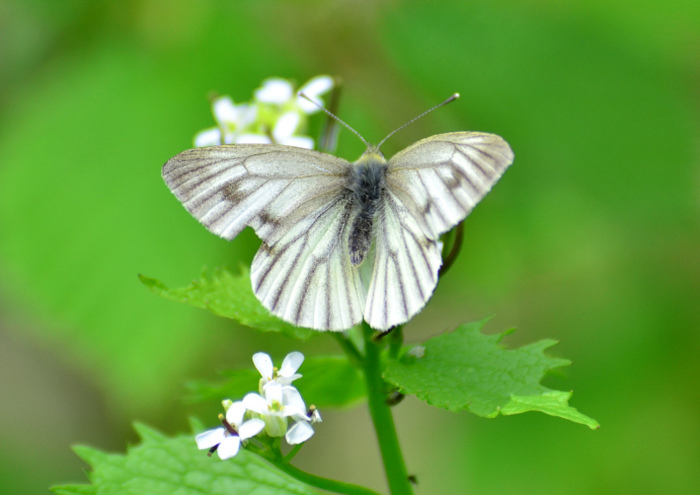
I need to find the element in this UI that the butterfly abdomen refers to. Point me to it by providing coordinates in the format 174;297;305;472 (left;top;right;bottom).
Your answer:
347;152;388;266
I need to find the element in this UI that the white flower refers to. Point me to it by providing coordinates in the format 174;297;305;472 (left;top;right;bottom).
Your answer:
194;76;333;150
243;382;309;440
255;75;333;115
285;404;322;445
255;78;294;104
248;352;321;445
253;76;333;149
193;96;258;147
272;111;315;149
253;351;304;391
296;75;334;114
194;400;265;460
285;419;315;445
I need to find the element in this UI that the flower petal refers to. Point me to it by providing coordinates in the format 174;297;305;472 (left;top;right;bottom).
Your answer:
235;133;272;144
225;401;247;427
280;135;314;150
252;352;274;380
272;111;300;142
195;428;226;450
255;78;293;104
238;418;266;440
212;96;239;125
193;127;222;147
242;392;269;414
265;382;284;404
299;75;333;97
280;352;304;379
217;436;241;460
238;104;258;127
298;75;333;113
285;421;315;445
282;386;307;417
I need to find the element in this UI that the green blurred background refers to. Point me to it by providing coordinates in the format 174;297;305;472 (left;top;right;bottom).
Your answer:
1;0;698;493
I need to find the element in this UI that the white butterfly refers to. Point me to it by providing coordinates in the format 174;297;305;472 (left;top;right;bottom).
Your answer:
163;104;513;332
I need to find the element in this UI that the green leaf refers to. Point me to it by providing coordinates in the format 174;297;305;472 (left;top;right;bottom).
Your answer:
384;318;599;429
52;423;319;495
187;356;365;409
186;368;261;404
290;356;366;409
140;268;315;340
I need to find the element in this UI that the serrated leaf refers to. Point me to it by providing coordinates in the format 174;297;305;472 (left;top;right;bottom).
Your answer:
187;356;365;409
384;319;599;429
501;391;598;428
52;423;319;495
140;268;315;340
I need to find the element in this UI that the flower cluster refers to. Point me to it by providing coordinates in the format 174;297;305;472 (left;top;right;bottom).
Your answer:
195;352;321;460
194;76;333;150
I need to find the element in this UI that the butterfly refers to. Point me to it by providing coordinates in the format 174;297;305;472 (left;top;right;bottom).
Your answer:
162;97;513;331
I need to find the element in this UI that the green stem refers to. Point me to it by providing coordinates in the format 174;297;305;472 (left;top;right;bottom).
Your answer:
362;324;414;495
274;461;382;495
283;443;304;463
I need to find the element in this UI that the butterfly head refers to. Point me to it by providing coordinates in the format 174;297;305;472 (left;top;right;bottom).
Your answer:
356;146;386;166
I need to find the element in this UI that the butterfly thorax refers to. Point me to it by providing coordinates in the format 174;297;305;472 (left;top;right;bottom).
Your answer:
347;150;388;266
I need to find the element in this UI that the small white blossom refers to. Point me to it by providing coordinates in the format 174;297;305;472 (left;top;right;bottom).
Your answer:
285;404;322;445
243;382;308;439
255;75;333;115
255;78;294;104
253;351;304;391
193;96;258;146
272;112;315;149
194;400;265;460
296;75;334;114
285;419;315;445
193;76;333;151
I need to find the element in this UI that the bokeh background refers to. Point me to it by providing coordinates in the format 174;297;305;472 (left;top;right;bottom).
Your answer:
1;1;698;494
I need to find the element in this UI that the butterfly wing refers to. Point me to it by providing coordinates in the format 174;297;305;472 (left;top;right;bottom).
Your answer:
250;191;370;330
363;132;514;330
363;188;443;330
163;145;349;243
162;144;367;330
384;132;514;239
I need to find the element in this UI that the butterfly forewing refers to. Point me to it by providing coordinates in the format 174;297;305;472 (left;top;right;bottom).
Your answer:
162;145;350;242
386;132;514;239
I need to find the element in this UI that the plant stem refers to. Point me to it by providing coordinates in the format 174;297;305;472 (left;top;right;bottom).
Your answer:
274;460;382;495
362;324;414;495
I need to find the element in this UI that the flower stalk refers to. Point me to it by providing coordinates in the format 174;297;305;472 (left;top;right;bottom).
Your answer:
361;323;414;495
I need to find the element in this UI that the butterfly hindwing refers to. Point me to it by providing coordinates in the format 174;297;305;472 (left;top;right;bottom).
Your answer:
251;192;368;331
364;188;442;330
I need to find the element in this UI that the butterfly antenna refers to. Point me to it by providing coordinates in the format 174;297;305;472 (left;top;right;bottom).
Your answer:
298;92;371;149
377;93;460;150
